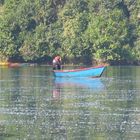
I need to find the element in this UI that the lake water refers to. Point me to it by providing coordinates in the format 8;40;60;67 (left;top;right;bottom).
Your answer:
0;66;140;140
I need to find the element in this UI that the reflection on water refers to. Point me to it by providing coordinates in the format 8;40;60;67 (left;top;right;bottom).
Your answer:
53;77;105;100
54;77;104;89
0;66;140;139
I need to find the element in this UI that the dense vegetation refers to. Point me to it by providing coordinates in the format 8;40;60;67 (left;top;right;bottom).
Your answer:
0;0;140;65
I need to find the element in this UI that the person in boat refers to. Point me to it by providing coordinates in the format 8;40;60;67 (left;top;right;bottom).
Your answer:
52;56;62;70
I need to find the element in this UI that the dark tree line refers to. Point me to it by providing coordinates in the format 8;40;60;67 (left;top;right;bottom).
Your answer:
0;0;140;65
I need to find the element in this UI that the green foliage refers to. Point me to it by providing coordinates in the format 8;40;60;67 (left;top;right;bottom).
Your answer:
0;0;140;64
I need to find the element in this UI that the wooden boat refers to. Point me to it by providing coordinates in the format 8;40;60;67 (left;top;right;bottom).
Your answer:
53;65;106;77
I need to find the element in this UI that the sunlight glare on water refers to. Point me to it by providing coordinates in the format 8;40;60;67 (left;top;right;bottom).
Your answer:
0;66;140;140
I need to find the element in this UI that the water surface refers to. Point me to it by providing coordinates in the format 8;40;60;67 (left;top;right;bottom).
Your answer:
0;66;140;140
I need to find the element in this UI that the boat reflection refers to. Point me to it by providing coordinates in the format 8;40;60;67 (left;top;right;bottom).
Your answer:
55;77;104;89
52;77;105;99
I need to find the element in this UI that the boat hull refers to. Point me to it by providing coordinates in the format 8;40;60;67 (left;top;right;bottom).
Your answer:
53;66;106;77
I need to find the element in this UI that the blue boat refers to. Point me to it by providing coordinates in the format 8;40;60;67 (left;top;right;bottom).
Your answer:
53;65;106;77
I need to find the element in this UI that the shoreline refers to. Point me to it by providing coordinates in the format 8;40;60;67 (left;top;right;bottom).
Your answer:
0;61;140;67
